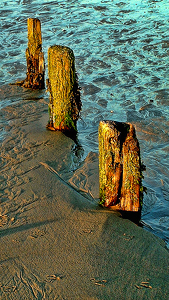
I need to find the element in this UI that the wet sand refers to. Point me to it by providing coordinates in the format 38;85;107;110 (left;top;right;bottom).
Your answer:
0;85;169;299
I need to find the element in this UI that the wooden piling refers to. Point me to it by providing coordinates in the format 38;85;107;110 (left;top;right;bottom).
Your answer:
120;125;141;211
17;18;45;89
99;121;143;212
46;45;81;133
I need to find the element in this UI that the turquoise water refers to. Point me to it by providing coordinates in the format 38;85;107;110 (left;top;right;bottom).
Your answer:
0;0;169;248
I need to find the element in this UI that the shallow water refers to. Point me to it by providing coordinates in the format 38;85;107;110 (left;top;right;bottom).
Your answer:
0;0;169;248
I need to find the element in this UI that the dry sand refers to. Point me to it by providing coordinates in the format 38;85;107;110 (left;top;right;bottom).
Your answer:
0;85;169;300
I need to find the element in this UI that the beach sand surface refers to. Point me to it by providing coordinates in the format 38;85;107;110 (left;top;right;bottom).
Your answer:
0;85;169;300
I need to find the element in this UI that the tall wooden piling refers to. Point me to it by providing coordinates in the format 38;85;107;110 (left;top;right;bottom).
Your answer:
18;18;45;89
99;121;143;212
46;45;81;133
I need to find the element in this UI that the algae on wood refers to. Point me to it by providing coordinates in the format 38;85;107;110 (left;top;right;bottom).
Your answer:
16;18;45;89
46;45;81;133
99;120;143;212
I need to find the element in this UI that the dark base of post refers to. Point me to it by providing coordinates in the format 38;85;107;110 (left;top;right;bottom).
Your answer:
46;120;77;135
21;73;45;90
120;210;142;225
13;74;45;90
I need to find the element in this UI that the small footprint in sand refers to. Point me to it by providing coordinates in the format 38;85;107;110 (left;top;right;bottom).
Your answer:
45;274;63;283
0;214;8;227
29;227;47;239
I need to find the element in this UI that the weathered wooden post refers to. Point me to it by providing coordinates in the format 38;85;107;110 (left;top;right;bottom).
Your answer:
120;125;141;211
99;121;143;212
46;45;81;133
16;18;45;89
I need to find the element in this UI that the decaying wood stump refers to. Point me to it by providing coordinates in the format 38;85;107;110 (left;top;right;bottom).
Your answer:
99;121;143;212
16;18;45;89
46;45;81;133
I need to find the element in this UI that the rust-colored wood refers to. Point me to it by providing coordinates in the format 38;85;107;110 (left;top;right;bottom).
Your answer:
46;45;81;133
99;120;143;212
16;18;45;89
120;124;142;211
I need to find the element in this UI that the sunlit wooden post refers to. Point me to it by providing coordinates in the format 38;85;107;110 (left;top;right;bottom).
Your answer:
46;45;81;133
99;121;142;212
18;18;45;89
120;125;141;211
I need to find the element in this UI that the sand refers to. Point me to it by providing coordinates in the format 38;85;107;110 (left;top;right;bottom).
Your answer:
0;85;169;300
